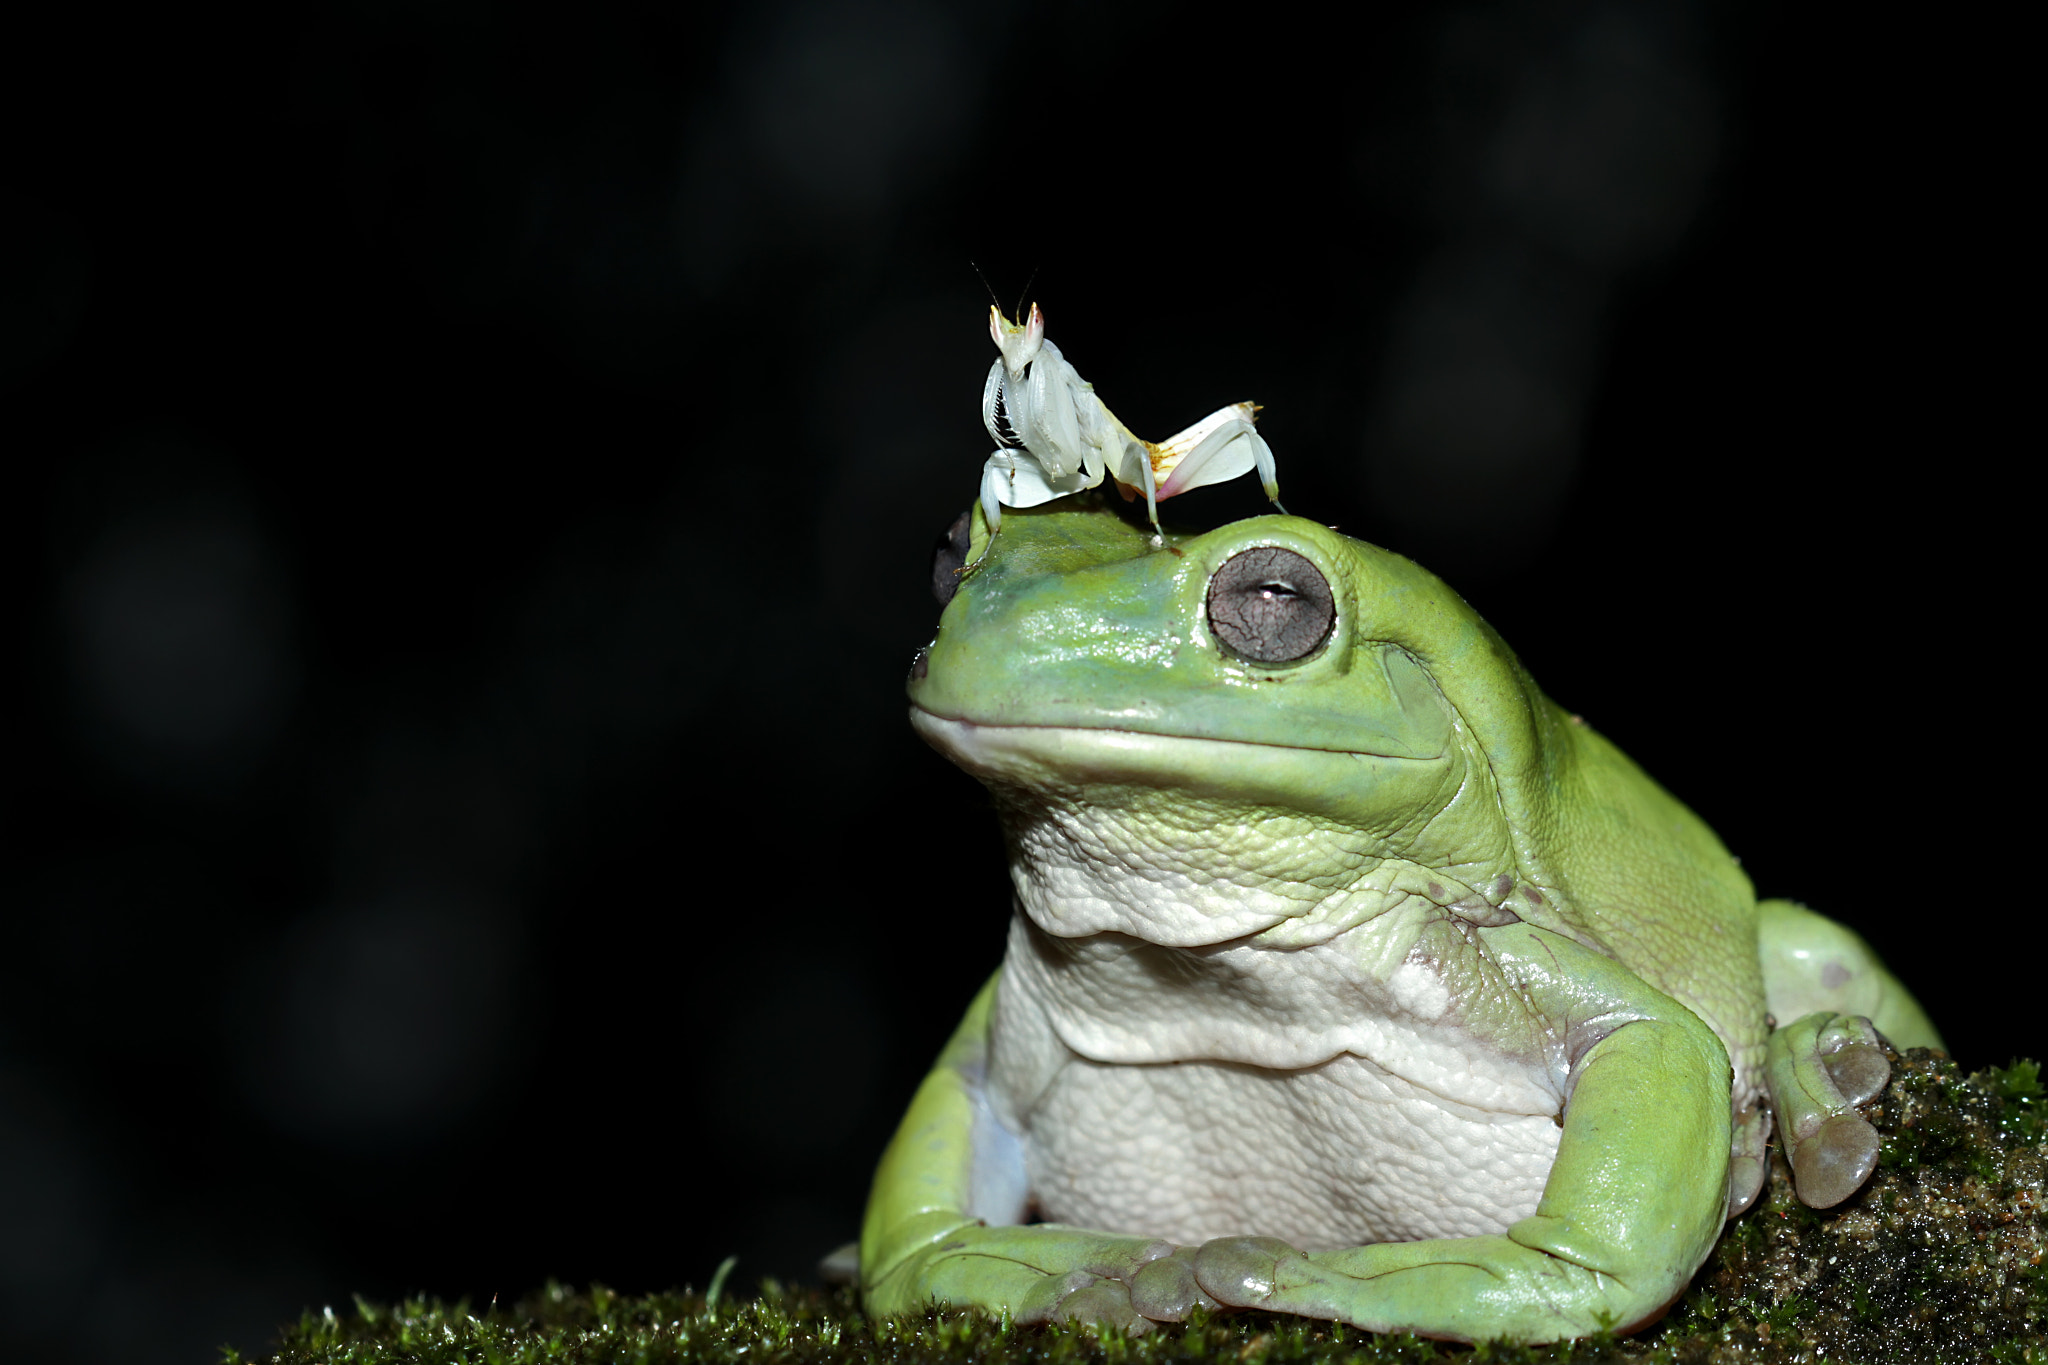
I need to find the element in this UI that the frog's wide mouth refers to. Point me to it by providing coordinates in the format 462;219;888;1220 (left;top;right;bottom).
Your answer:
910;708;1442;812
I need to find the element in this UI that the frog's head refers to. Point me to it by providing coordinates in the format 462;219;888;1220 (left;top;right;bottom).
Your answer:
911;495;1571;947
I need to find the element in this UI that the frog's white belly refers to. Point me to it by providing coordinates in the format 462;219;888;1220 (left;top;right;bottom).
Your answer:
986;911;1570;1249
1021;1049;1561;1249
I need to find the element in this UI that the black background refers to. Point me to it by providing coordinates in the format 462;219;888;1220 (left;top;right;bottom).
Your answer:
1;1;2025;1360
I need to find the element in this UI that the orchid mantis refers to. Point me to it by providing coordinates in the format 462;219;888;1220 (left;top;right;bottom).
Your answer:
978;304;1283;547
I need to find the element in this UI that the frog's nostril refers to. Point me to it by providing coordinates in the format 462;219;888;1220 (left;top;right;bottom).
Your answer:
910;647;930;681
1206;546;1335;664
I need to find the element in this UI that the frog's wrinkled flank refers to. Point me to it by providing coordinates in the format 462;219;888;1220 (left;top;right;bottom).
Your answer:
866;495;1940;1344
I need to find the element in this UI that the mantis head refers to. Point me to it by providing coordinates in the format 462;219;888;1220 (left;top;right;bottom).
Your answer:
989;302;1046;378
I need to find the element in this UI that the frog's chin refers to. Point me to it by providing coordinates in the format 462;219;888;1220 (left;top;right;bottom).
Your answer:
913;709;1446;947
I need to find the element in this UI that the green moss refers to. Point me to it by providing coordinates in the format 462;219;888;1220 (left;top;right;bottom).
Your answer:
240;1050;2046;1364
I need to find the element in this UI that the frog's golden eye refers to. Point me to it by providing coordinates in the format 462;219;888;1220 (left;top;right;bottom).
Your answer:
1206;546;1335;664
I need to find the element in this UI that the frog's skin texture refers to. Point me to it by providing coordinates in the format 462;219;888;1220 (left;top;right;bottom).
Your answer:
867;497;1941;1343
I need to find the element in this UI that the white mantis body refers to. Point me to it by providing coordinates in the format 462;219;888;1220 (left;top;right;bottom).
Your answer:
978;304;1282;546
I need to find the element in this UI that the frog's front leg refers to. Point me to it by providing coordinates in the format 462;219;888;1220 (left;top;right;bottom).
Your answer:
1195;927;1732;1344
859;974;1218;1333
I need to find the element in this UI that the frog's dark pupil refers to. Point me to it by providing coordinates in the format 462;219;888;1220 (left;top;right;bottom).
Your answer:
1206;547;1334;664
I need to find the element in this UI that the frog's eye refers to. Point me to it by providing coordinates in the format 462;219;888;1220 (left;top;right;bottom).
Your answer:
1206;546;1335;664
931;509;973;606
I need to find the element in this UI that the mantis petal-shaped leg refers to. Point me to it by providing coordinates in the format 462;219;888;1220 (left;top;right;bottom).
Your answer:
1149;403;1286;513
1154;413;1259;500
1004;452;1094;509
1018;351;1084;482
1764;1012;1890;1209
979;451;1014;537
976;449;1100;556
1192;926;1731;1343
1135;441;1161;540
1070;392;1125;496
1036;357;1091;481
860;976;1216;1333
1249;430;1284;511
1078;434;1109;493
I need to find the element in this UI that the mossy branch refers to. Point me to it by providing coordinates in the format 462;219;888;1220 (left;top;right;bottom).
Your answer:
239;1051;2048;1364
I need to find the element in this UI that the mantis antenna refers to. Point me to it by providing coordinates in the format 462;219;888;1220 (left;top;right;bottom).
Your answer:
969;261;1001;311
1011;266;1038;323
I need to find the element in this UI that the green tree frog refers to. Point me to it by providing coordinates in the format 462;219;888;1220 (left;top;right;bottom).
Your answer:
864;496;1941;1343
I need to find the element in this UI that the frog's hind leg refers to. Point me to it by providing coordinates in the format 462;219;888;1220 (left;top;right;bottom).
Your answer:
1757;899;1943;1210
1757;899;1942;1049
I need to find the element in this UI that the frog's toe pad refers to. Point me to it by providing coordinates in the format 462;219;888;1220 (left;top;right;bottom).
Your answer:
1823;1040;1890;1107
1192;1236;1304;1309
1129;1249;1218;1322
1790;1110;1883;1209
1058;1280;1155;1335
1019;1272;1152;1336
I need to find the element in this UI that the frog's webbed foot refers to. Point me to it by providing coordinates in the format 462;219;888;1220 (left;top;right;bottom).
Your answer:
880;1225;1217;1336
860;979;1223;1335
1765;1011;1892;1209
1124;1244;1220;1321
1192;1237;1323;1318
1043;1242;1219;1330
1192;1232;1685;1344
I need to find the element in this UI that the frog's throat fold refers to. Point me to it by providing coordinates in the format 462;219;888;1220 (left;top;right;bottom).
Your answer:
909;709;1452;846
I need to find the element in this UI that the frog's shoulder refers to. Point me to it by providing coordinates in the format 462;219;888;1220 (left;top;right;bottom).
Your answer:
1507;701;1766;1086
